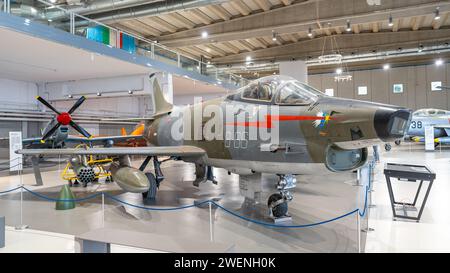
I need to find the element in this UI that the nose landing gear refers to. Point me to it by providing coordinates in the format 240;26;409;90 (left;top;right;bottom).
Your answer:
268;174;296;219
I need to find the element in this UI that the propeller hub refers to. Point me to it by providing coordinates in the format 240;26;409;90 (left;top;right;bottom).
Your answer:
57;112;72;125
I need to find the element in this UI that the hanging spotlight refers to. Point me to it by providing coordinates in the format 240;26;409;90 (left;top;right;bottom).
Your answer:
346;20;352;32
418;44;424;53
383;64;390;70
96;92;102;96
435;59;444;66
308;27;313;38
336;68;343;75
272;30;277;41
434;7;440;20
68;94;73;98
128;90;133;94
388;15;394;27
201;31;208;39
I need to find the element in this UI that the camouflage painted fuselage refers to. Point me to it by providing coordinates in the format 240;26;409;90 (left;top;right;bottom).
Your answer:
145;76;411;175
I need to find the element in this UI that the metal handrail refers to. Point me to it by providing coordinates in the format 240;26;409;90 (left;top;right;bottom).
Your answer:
2;0;249;88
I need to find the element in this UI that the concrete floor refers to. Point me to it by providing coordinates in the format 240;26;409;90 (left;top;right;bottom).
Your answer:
4;142;447;253
0;155;366;253
366;143;450;252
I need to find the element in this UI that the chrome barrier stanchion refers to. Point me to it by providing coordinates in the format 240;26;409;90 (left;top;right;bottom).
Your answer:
16;161;28;230
357;212;361;253
102;193;105;228
209;201;214;242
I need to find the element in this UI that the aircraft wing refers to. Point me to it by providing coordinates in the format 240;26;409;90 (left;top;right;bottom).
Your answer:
16;146;206;157
65;134;144;145
22;137;44;145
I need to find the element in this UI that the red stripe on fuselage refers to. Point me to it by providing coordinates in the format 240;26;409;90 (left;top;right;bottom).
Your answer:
225;115;334;128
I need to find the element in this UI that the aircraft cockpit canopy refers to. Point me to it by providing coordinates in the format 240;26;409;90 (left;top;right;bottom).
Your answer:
413;108;450;117
236;75;324;105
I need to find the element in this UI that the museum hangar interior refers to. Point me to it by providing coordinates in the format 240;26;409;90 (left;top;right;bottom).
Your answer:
0;0;449;253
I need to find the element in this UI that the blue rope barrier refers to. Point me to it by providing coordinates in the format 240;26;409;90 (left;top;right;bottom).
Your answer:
358;161;374;218
0;161;374;228
104;193;211;211
210;200;359;228
0;163;22;172
0;186;22;195
21;186;103;202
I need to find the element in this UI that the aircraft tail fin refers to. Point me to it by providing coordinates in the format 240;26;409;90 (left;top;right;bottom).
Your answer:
121;128;127;136
152;79;172;117
131;124;145;136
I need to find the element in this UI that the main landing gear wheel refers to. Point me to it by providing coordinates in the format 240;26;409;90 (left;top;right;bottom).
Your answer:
384;143;392;151
268;193;288;218
394;140;401;145
142;172;158;199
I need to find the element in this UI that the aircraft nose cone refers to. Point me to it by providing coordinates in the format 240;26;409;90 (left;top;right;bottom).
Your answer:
374;108;412;141
57;112;72;125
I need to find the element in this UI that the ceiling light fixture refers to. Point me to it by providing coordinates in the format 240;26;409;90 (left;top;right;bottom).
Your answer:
388;15;394;27
383;64;390;70
308;27;313;38
246;56;252;62
201;31;208;39
272;30;277;41
346;20;351;32
434;7;440;20
418;44;424;52
96;92;102;96
336;68;343;75
435;59;444;66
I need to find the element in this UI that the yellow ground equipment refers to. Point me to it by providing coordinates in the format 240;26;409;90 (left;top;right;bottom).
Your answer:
61;144;114;187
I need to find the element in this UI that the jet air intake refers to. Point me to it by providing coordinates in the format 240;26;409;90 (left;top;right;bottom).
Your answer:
325;145;368;172
374;108;412;141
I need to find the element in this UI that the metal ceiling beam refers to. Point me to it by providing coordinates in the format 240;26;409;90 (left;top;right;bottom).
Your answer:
157;0;450;48
85;0;230;24
280;0;293;6
211;29;450;64
188;9;213;25
220;42;241;54
146;17;179;33
166;13;196;29
207;5;232;21
229;0;252;16
254;0;272;11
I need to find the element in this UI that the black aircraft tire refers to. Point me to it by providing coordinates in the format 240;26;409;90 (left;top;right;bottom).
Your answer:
268;193;288;218
385;143;392;151
142;173;158;199
395;140;401;145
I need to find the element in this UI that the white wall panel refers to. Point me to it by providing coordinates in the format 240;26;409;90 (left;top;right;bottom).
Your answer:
0;78;38;110
311;63;449;111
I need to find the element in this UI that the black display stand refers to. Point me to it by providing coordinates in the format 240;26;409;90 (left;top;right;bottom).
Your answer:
383;163;436;222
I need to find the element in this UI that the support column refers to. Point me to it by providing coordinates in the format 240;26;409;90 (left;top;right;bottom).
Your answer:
279;60;308;83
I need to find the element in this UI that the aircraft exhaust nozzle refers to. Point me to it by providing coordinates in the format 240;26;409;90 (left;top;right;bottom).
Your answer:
374;108;412;142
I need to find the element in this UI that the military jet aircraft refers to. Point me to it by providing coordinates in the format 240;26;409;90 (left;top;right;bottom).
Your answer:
392;108;450;147
23;96;143;148
17;75;411;218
